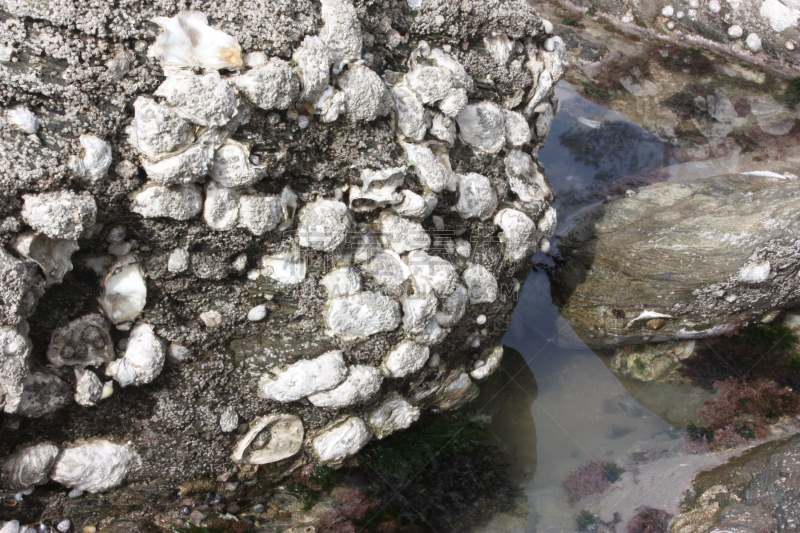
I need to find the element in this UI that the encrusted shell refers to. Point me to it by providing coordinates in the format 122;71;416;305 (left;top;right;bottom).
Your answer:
338;63;391;122
406;250;459;297
320;0;363;63
131;184;203;221
294;36;332;102
454;173;498;220
379;210;431;254
99;256;146;325
49;439;132;493
349;167;405;212
259;350;348;402
325;291;402;338
21;190;97;241
231;414;304;464
141;143;215;186
203;181;239;231
308;365;384;408
381;340;430;378
47;313;114;368
362;250;411;288
0;442;60;492
367;394;421;438
154;71;237;127
311;417;373;464
105;323;166;387
149;11;243;70
230;58;299;111
13;231;79;286
297;199;354;252
210;139;269;188
238;195;282;235
131;97;193;158
462;264;499;304
456;101;506;154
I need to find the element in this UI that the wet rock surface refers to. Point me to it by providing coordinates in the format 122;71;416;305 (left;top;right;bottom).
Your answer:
552;172;800;347
0;0;558;526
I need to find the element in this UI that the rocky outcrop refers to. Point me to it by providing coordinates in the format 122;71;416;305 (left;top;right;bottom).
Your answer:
552;172;800;347
0;0;560;517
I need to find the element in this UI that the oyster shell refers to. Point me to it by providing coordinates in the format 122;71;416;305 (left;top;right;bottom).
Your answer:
149;11;243;70
47;314;114;368
231;414;304;464
99;256;146;325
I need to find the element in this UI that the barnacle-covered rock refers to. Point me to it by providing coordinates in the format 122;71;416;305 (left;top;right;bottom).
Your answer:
400;141;450;193
13;231;78;286
463;264;499;304
367;394;421;438
6;106;41;134
149;10;243;70
68;135;113;183
297;199;353;252
230;58;299;110
0;442;59;492
99;256;146;325
258;350;347;402
381;340;430;378
131;184;203;221
17;371;71;418
321;267;362;297
130;97;193;158
294;36;332;102
105;323;166;387
362;250;411;288
261;250;307;284
325;291;402;338
49;439;132;493
392;85;426;141
203;181;239;231
470;345;503;380
348;167;405;212
210;139;269;188
238;194;282;235
456;102;506;154
140;143;215;186
407;250;458;297
320;0;362;64
435;283;468;328
402;291;438;334
308;365;383;408
0;323;32;414
406;65;453;105
432;371;479;410
503;109;532;147
494;208;537;261
154;71;237;127
21;191;96;241
454;173;498;220
311;417;373;464
378;210;431;254
74;368;103;407
392;190;437;219
338;64;391;122
231;414;304;464
47;314;114;368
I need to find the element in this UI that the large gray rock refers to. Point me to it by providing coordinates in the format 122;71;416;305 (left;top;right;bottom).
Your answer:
552;173;800;347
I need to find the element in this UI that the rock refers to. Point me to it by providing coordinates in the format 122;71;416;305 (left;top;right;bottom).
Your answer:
367;394;421;438
167;249;190;273
74;368;104;407
0;442;60;491
259;350;348;402
50;439;132;493
307;365;383;408
219;406;238;433
105;323;166;387
21;191;96;240
311;417;373;464
247;305;267;322
231;414;304;464
17;371;72;418
552;174;800;347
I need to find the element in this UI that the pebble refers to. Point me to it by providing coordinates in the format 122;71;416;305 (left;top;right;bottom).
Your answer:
542;19;553;33
106;226;126;243
786;40;796;51
727;25;743;39
56;520;71;533
180;506;192;516
297;115;310;129
476;315;487;325
661;5;674;17
82;527;96;533
37;526;50;533
688;0;699;7
247;305;267;322
708;0;721;12
167;343;190;363
249;155;260;165
427;352;440;367
746;33;762;53
232;253;247;272
675;10;684;19
167;248;190;273
251;504;265;513
68;489;83;498
470;337;481;348
667;21;675;30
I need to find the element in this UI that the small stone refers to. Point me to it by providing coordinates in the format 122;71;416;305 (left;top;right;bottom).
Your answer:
746;33;762;53
661;5;674;17
728;25;743;39
167;344;190;363
167;249;190;273
56;520;71;533
708;0;721;12
476;314;487;325
200;310;223;327
667;21;675;30
68;489;83;498
247;305;267;322
675;10;684;19
786;40;796;51
219;406;238;433
542;19;553;33
82;527;96;533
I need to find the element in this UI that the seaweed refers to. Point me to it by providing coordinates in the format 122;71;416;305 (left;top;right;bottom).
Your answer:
626;506;671;533
562;460;626;503
575;510;597;531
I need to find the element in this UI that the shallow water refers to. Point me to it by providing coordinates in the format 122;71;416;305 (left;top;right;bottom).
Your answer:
474;73;797;531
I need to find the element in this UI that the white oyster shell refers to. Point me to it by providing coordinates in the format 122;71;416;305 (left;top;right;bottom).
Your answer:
392;85;426;141
311;417;373;464
99;256;146;325
74;368;103;407
47;313;114;368
294;36;332;102
155;71;237;127
349;167;405;212
400;141;450;193
203;181;239;231
320;0;362;63
279;186;298;231
438;88;468;118
392;189;437;219
503;109;532;147
406;250;458;297
0;323;32;415
485;34;513;65
0;442;59;492
141;143;215;186
415;316;448;346
381;340;429;378
315;86;347;122
297;199;354;252
258;350;348;402
70;135;113;183
454;173;498;220
13;231;78;286
505;149;552;207
149;11;242;70
210;139;269;188
429;48;473;91
367;394;421;438
105;323;166;387
494;208;538;261
131;184;203;221
49;439;132;493
338;63;391;121
131;97;193;158
471;345;503;380
6;106;41;134
432;371;479;410
321;267;362;297
21;191;96;241
402;290;438;334
406;65;453;104
435;283;468;327
230;58;299;110
261;250;307;284
238;195;282;235
456;101;506;154
231;414;304;464
325;291;402;338
308;365;383;408
462;264;499;304
430;113;456;145
362;250;411;288
379;210;431;254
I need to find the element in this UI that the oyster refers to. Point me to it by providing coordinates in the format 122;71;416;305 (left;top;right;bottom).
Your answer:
435;283;468;327
294;36;332;102
105;323;166;387
155;71;237;127
231;414;304;464
130;97;193;158
261;250;307;284
149;11;243;70
47;314;114;368
454;173;498;220
99;256;146;325
131;184;203;221
238;195;282;235
367;394;421;438
402;290;438;334
258;350;348;402
392;85;426;142
308;365;384;408
230;58;299;111
203;181;239;231
381;340;429;378
320;0;362;63
49;439;132;493
362;250;411;288
462;264;499;304
338;63;391;122
21;191;96;241
69;135;113;183
494;208;538;261
379;210;431;254
311;417;373;464
325;291;402;338
321;267;362;297
209;139;269;188
297;199;354;252
0;442;59;492
456;101;506;154
13;231;78;286
406;250;459;297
